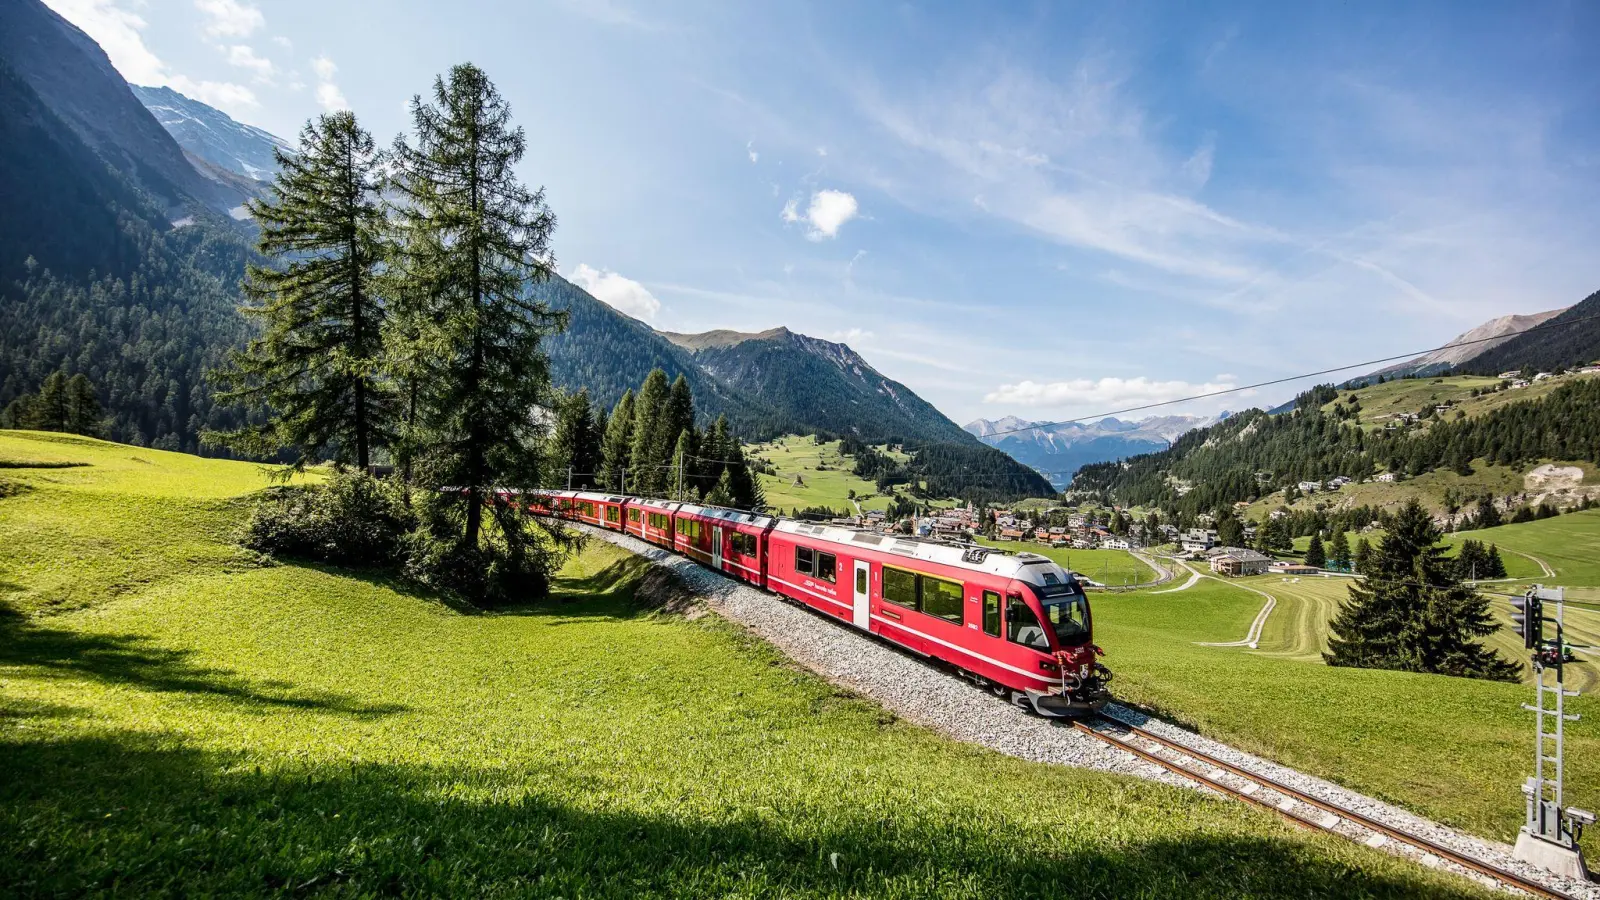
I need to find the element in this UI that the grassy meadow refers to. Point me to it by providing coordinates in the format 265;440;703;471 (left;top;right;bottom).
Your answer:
747;436;964;515
1094;573;1598;852
0;429;1503;898
974;537;1164;587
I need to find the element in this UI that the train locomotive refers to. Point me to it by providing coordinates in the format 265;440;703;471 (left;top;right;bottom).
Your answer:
516;488;1111;717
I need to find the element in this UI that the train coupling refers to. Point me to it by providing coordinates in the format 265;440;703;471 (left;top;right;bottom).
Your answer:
1026;664;1112;718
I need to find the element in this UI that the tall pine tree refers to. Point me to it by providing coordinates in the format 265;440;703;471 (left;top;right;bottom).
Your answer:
629;369;671;495
208;111;393;470
390;64;565;558
1325;500;1517;681
549;389;600;489
1304;532;1326;568
598;389;634;491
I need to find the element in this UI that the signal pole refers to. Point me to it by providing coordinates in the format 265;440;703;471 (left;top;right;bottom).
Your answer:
1512;585;1593;881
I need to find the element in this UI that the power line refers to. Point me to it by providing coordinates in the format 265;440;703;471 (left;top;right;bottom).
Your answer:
973;311;1600;441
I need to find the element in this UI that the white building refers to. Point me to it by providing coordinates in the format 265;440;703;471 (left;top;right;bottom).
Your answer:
1375;472;1397;483
1297;480;1322;493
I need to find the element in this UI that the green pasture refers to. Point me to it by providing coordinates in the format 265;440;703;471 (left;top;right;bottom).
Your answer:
0;429;1497;898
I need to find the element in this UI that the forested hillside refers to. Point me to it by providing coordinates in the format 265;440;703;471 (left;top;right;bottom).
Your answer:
1463;289;1600;376
1074;378;1600;514
668;327;973;446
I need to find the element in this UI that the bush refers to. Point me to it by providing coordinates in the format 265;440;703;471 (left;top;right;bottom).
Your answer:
399;492;557;606
242;472;414;567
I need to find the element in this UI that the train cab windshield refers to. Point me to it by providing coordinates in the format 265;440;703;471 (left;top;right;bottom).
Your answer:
1035;571;1090;646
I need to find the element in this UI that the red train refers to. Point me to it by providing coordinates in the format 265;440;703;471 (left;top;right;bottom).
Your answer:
518;489;1111;717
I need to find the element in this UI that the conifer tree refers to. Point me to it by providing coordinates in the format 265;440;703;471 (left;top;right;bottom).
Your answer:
1216;509;1244;547
1327;530;1350;570
1352;536;1372;575
1325;499;1517;681
550;389;600;488
666;374;694;446
1474;494;1502;529
670;429;693;500
629;369;671;495
390;63;565;559
1304;531;1326;568
31;372;69;431
598;389;634;491
1485;543;1508;578
64;374;102;435
209;111;393;470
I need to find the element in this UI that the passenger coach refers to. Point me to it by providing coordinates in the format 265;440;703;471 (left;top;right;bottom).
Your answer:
527;494;1109;716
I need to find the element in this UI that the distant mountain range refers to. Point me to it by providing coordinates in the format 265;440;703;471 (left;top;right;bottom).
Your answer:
964;413;1221;488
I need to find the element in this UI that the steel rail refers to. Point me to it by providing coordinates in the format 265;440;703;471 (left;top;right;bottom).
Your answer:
1074;715;1579;900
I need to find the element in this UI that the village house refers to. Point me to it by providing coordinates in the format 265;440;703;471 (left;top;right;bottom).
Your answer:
1209;548;1271;577
1297;480;1321;493
1101;537;1131;551
1375;472;1397;483
1269;561;1320;575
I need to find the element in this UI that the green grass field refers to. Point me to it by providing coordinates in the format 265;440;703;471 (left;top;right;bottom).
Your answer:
1446;508;1600;586
747;435;959;515
0;429;1501;898
1096;574;1597;852
1319;373;1596;432
974;538;1164;587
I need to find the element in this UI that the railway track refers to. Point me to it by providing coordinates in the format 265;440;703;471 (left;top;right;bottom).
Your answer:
1074;714;1584;900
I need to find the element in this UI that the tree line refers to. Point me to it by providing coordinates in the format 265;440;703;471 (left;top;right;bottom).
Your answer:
1073;379;1600;515
550;368;762;509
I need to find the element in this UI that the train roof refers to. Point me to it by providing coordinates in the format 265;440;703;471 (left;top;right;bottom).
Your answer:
675;503;773;528
573;491;631;503
632;497;681;510
772;520;1076;586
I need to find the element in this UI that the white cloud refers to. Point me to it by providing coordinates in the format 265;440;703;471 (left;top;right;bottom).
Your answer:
746;141;759;164
831;327;874;344
984;375;1241;411
782;189;859;240
311;55;338;81
224;44;274;82
194;0;263;38
41;0;259;115
41;0;166;84
169;74;258;112
1182;133;1216;189
817;146;828;157
570;263;662;321
311;55;346;111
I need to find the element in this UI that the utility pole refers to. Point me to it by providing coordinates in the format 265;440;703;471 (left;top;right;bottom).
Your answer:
619;467;626;495
1511;585;1593;881
566;467;573;490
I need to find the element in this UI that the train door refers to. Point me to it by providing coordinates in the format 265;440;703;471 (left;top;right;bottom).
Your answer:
852;559;870;629
712;525;724;570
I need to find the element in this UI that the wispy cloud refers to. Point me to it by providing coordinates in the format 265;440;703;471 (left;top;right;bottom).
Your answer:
985;375;1243;413
194;0;263;38
43;0;258;114
311;55;346;111
224;44;274;83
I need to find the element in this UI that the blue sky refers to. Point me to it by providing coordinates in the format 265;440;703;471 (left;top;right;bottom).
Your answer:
46;0;1600;426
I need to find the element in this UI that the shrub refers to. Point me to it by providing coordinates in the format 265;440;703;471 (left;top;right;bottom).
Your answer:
242;472;414;567
399;491;557;606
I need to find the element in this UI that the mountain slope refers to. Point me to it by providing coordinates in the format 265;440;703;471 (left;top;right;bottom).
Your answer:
965;414;1218;487
662;327;973;445
0;0;246;213
535;276;777;434
132;85;290;185
1365;307;1569;380
1462;289;1600;376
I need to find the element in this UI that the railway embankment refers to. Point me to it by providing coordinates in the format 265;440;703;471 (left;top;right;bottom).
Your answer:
578;523;1599;899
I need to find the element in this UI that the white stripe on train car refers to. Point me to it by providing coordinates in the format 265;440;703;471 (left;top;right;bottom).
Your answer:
768;576;852;613
869;614;1049;683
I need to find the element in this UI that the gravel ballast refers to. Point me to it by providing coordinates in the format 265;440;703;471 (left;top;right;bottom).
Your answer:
581;524;1597;899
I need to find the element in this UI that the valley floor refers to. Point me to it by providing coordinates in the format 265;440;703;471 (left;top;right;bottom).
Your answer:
0;430;1501;898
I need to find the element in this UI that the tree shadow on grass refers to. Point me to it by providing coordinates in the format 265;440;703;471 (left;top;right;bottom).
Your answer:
0;602;405;720
0;730;1493;899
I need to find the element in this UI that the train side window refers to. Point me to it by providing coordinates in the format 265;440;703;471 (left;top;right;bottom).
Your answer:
921;575;963;623
795;546;816;575
1007;596;1051;651
606;506;620;523
982;591;1002;637
855;566;868;595
816;552;837;583
883;567;917;609
629;508;640;522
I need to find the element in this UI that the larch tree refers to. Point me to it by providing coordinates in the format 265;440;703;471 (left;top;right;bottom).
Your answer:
598;389;635;491
1325;499;1517;681
389;63;565;562
208;111;393;471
